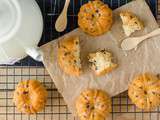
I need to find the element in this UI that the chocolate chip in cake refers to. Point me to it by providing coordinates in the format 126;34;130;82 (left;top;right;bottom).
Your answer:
91;14;94;18
63;46;66;49
26;84;29;88
64;52;70;56
92;113;95;118
75;41;79;45
23;91;29;95
101;104;105;108
144;91;147;95
95;10;99;13
130;15;133;19
100;49;106;53
86;104;90;109
157;74;160;79
152;92;156;95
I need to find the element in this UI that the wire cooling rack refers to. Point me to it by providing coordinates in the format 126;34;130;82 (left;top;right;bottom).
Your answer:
0;0;159;120
0;67;160;120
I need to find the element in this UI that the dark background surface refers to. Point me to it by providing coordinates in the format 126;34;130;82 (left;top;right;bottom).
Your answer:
12;0;157;66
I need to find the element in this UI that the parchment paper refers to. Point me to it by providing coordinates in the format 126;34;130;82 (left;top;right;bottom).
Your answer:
41;0;160;117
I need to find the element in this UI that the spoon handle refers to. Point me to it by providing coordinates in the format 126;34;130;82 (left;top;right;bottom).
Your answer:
63;0;70;11
141;28;160;40
55;0;70;32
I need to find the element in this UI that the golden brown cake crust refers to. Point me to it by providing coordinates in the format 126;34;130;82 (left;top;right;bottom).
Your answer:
78;0;113;36
13;80;48;114
76;89;111;120
128;73;160;110
57;36;82;76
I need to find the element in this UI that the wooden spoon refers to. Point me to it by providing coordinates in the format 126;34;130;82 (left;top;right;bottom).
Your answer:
55;0;70;32
121;28;160;51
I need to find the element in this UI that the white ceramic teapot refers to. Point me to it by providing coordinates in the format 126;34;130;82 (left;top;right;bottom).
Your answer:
0;0;43;64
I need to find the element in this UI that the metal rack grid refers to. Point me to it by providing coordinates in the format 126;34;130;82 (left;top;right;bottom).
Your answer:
0;67;160;120
0;0;159;120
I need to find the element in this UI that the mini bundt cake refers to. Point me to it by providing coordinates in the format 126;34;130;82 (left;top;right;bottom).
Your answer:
13;80;48;114
76;89;111;120
88;50;117;76
128;73;160;110
78;0;113;36
57;36;82;76
120;11;144;36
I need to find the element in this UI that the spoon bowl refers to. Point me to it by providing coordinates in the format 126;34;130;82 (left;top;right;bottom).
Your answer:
121;28;160;51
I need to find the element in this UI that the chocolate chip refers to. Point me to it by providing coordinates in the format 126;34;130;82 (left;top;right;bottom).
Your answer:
91;106;94;110
95;10;99;13
86;18;89;21
26;84;29;88
84;96;88;100
64;52;70;56
144;91;147;95
74;60;77;63
86;104;90;109
101;104;104;108
152;92;156;95
157;74;160;79
23;91;28;94
75;41;79;45
100;49;105;52
134;22;137;24
83;115;87;118
91;14;94;18
130;16;133;19
91;23;95;26
92;113;94;118
64;53;67;56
